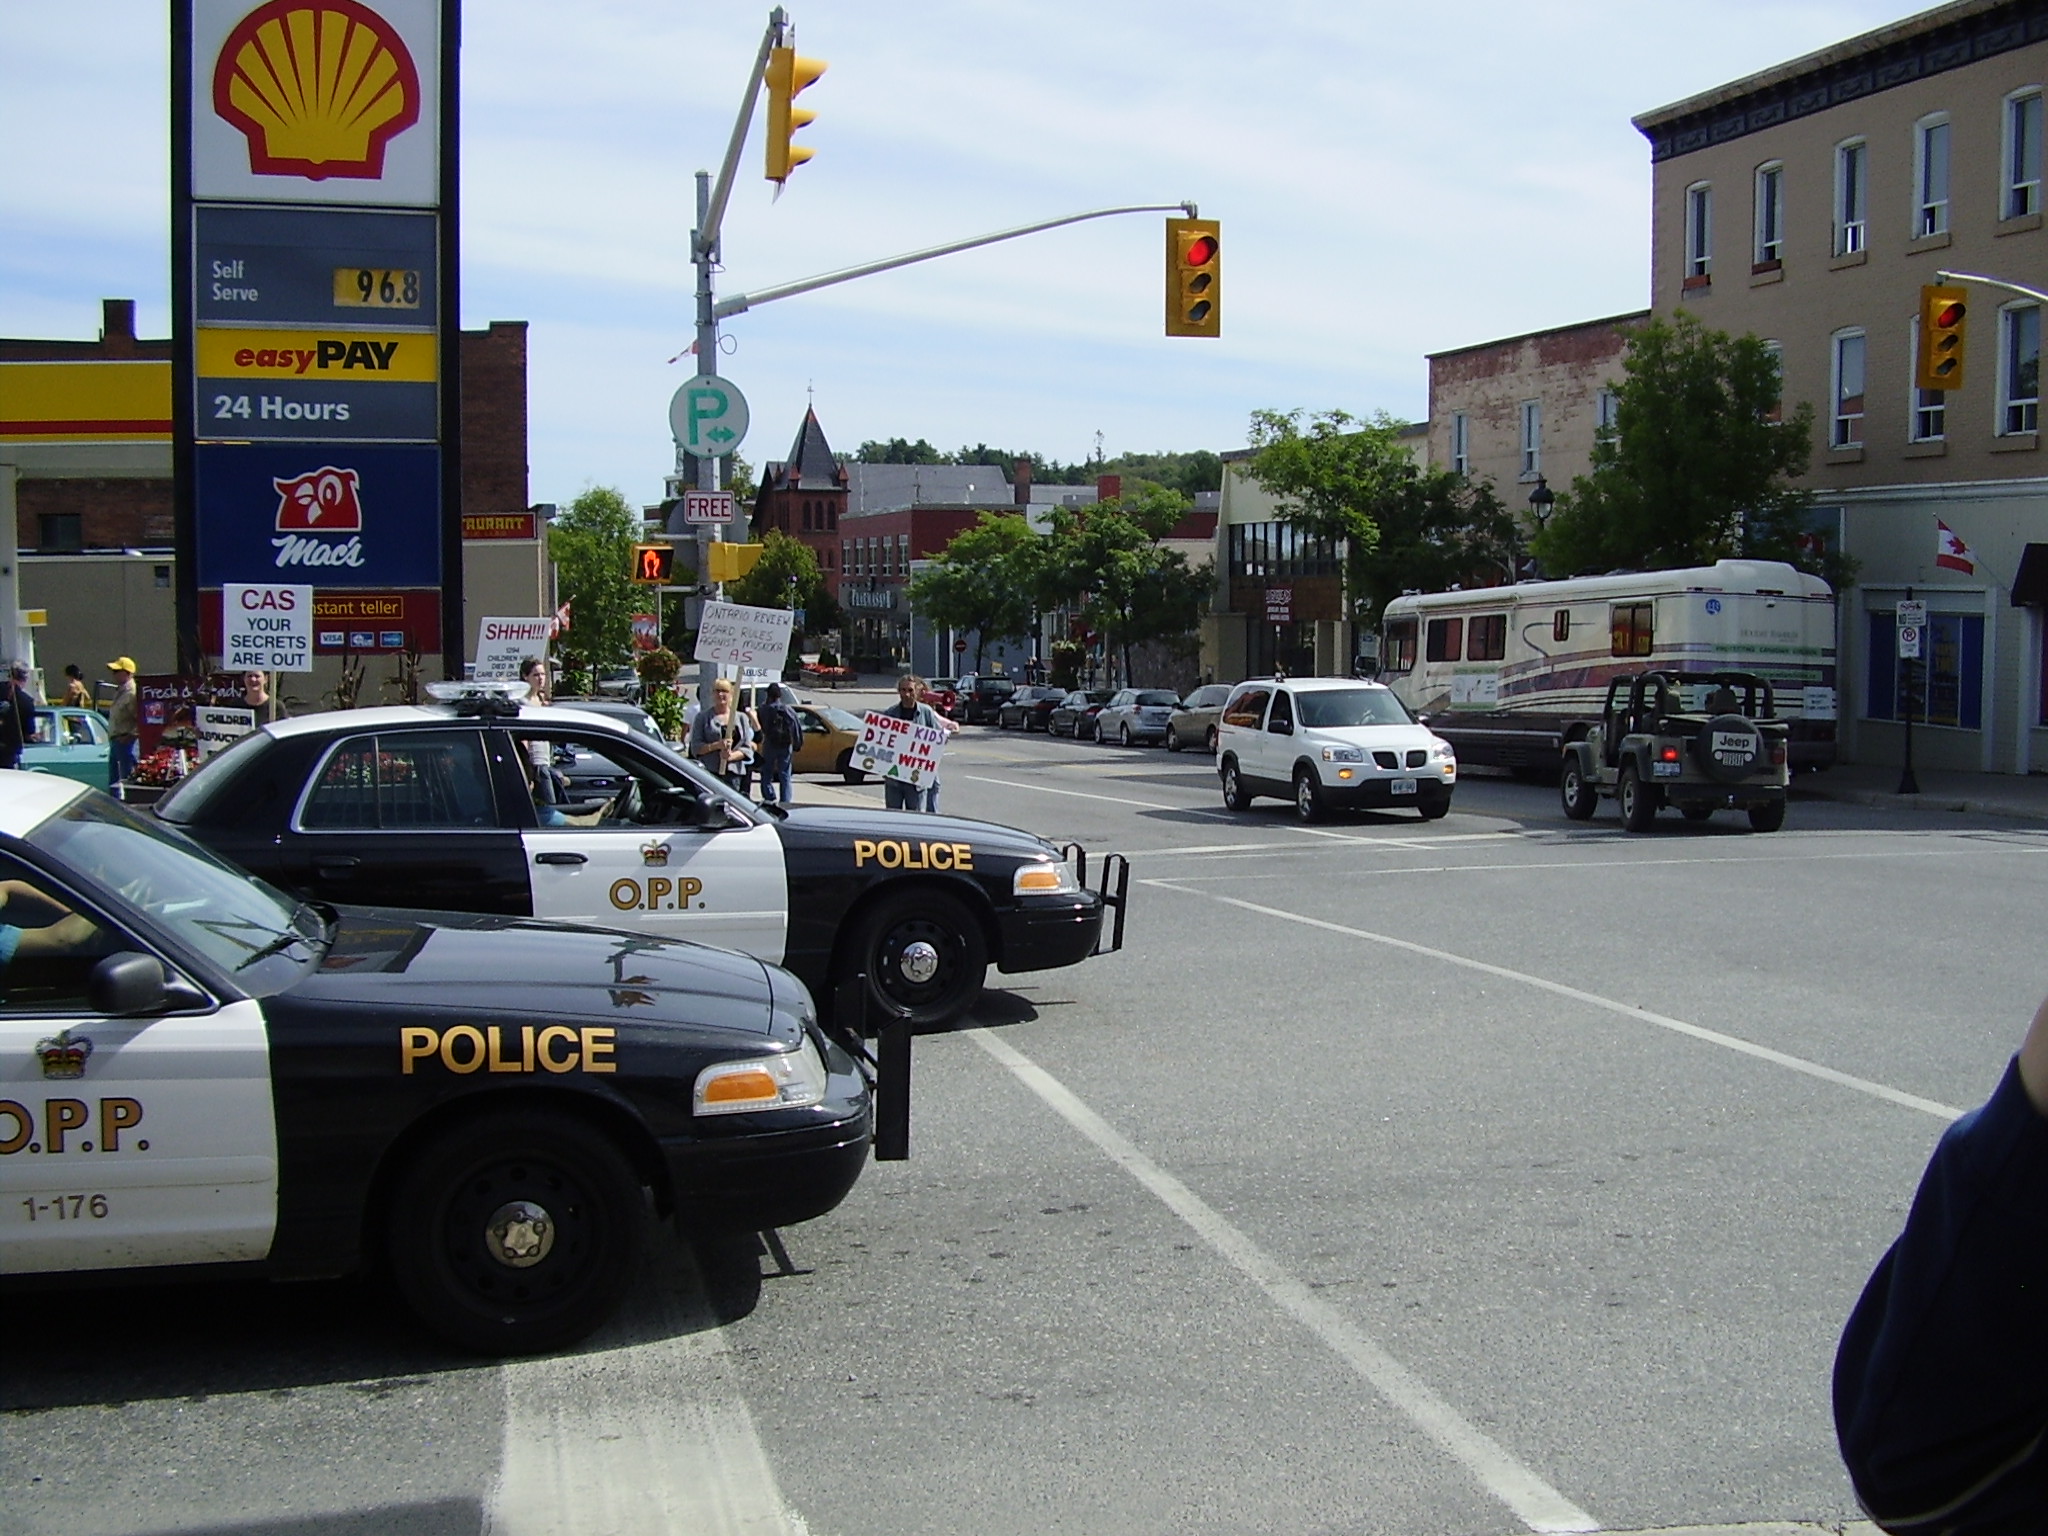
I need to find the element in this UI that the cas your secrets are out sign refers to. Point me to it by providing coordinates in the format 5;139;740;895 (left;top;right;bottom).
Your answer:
223;583;314;671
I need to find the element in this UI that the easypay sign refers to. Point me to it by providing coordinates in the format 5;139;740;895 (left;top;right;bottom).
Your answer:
196;328;436;382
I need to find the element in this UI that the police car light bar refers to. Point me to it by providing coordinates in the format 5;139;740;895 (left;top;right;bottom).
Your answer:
425;679;531;717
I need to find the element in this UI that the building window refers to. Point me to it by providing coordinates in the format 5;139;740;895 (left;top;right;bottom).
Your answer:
1450;412;1469;475
1831;329;1867;447
2001;302;2041;435
1753;162;1784;264
826;505;836;531
1761;339;1785;425
1518;400;1541;478
1467;614;1507;661
2006;88;2043;219
1424;617;1463;663
1596;389;1620;436
1684;182;1713;279
1914;115;1950;237
154;564;171;588
1866;610;1983;729
1835;139;1868;255
37;513;83;551
1610;602;1653;658
1908;319;1946;441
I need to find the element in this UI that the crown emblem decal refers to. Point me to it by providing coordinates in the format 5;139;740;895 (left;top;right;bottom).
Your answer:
212;0;422;181
37;1030;93;1081
639;841;670;867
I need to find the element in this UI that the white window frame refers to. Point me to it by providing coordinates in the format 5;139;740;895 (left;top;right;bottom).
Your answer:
1596;389;1620;436
2006;88;2043;220
1835;138;1868;255
1684;181;1713;278
1907;318;1945;442
1913;113;1950;237
1518;399;1542;479
1754;161;1784;264
2000;301;2041;436
1450;412;1470;475
1831;329;1867;447
1761;340;1784;426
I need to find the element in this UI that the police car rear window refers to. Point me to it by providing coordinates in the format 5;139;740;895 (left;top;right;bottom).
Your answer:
301;732;496;830
154;727;275;825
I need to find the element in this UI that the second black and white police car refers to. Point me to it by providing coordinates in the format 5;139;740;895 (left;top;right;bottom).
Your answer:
0;772;870;1353
154;684;1128;1028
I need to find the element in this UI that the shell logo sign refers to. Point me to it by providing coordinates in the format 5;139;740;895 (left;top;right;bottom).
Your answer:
211;0;420;181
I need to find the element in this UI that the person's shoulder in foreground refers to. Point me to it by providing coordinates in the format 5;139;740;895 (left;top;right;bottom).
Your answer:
1834;991;2048;1535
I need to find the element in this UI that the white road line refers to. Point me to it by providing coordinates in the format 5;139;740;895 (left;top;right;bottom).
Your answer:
490;1267;810;1536
1145;881;1964;1122
959;773;1188;810
969;1028;1603;1536
1138;841;2035;880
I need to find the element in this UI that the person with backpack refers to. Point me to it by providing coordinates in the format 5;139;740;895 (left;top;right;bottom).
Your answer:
755;682;802;805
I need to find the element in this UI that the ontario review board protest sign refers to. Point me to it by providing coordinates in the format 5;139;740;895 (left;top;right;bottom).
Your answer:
854;711;947;789
693;601;795;669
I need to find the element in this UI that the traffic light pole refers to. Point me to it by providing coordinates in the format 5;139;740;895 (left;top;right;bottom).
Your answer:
1935;269;2048;303
713;202;1197;320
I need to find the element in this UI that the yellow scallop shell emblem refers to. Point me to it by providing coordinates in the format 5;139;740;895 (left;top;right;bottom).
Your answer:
212;0;421;181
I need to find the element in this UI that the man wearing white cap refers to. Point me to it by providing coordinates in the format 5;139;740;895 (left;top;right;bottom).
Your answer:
106;657;139;788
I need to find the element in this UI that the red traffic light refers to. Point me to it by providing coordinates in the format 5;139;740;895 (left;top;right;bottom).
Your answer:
1183;235;1217;266
1934;300;1965;328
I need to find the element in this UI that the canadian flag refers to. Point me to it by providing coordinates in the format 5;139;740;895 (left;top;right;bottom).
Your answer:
1936;519;1976;575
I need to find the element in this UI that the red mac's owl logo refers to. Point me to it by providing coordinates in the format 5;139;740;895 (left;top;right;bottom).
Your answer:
274;466;364;531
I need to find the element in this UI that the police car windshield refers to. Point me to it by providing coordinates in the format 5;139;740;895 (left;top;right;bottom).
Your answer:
31;794;317;977
1296;688;1411;728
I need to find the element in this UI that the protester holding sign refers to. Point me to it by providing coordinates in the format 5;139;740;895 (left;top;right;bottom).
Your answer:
873;675;949;813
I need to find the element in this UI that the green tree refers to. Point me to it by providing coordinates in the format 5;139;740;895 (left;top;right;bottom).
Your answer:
1532;310;1818;577
856;437;945;464
905;513;1038;673
727;530;844;641
1035;487;1212;685
546;486;641;676
1245;409;1517;625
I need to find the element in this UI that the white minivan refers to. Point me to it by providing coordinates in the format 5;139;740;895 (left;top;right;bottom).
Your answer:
1216;677;1456;823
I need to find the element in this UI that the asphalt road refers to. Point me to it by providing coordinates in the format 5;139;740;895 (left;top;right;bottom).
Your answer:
11;725;2044;1536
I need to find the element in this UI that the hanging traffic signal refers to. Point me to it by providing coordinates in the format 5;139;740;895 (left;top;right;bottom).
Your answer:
707;542;766;583
1915;283;1968;392
1165;217;1221;338
631;544;675;584
765;45;826;184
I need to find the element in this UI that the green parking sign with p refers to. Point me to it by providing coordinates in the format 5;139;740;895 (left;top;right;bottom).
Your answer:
669;375;750;457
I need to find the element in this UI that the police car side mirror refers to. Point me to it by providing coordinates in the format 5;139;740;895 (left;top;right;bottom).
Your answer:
87;951;172;1016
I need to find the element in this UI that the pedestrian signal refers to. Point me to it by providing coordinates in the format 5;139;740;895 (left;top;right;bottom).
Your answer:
631;544;675;584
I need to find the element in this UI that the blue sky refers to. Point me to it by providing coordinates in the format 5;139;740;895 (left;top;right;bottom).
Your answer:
3;0;1922;507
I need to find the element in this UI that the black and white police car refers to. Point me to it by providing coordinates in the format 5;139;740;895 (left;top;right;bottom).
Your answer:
0;771;871;1353
153;685;1127;1030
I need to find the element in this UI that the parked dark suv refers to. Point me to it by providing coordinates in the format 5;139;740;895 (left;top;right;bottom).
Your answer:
955;673;1017;724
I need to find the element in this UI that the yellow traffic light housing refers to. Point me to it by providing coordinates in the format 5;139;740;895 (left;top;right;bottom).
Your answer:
1915;283;1968;392
708;542;765;583
1165;217;1221;338
765;45;826;184
631;544;675;584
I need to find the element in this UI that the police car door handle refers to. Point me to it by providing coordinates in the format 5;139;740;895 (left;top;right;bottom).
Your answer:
535;851;587;866
313;855;360;875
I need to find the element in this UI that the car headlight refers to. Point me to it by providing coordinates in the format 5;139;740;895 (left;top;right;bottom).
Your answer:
694;1039;829;1116
1320;745;1364;763
1428;738;1456;762
1013;861;1080;896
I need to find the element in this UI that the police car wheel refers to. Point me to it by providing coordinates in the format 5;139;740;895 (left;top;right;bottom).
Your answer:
387;1110;643;1355
850;889;988;1028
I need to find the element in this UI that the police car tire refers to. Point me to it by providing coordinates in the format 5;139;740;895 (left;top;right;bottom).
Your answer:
387;1110;643;1355
1697;714;1764;784
849;888;988;1029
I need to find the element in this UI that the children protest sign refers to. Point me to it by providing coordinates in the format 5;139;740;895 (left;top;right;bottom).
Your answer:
854;711;947;789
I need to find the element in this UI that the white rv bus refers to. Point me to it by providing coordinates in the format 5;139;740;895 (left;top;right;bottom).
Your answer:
1377;560;1838;772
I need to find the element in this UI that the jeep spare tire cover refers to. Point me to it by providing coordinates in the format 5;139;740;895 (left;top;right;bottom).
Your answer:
1698;714;1764;782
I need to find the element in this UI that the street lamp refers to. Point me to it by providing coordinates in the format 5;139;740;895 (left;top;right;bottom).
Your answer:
1527;475;1554;527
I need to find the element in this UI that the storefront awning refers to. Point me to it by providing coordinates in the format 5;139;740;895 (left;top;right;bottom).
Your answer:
2013;544;2048;607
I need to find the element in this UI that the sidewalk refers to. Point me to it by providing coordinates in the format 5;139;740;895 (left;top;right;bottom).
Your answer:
1794;759;2048;824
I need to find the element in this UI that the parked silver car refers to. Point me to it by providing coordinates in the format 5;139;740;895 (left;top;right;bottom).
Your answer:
1095;688;1181;747
1166;683;1232;753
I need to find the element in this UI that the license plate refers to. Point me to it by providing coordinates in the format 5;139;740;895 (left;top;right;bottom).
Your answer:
1391;777;1416;795
1653;761;1682;777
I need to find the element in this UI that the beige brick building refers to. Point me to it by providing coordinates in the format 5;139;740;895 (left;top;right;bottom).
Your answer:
1634;0;2046;774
